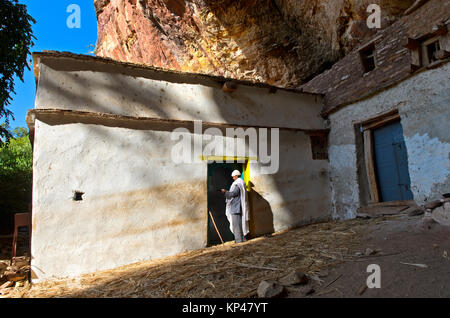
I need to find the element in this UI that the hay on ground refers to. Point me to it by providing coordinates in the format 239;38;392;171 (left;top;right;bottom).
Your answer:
7;218;379;298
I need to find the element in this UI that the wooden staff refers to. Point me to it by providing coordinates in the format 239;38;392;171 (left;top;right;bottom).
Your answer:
209;211;225;245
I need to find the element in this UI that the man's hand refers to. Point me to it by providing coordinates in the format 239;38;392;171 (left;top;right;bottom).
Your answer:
221;189;227;193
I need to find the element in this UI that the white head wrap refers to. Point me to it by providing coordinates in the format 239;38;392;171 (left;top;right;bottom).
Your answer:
231;170;241;177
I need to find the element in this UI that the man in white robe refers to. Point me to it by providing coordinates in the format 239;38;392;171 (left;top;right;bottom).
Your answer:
221;170;250;243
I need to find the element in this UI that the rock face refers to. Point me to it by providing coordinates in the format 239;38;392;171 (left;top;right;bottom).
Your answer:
95;0;415;87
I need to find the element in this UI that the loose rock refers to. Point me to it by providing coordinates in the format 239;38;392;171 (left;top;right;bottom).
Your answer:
365;248;377;256
356;213;372;219
404;206;424;216
424;200;443;210
257;280;285;298
286;285;315;298
279;271;309;286
423;216;438;230
431;206;450;226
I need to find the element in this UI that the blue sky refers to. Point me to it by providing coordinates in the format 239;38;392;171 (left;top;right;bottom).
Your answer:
7;0;98;130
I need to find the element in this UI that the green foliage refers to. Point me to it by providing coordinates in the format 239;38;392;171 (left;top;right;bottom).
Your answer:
0;0;35;145
0;126;32;233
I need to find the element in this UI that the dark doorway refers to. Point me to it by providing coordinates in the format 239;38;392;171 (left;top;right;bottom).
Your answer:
373;120;414;202
207;162;243;246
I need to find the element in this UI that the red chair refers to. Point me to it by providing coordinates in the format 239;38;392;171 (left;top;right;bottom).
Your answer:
11;213;31;263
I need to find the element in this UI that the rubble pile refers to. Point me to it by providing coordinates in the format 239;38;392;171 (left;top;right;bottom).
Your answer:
257;270;314;298
0;256;30;296
0;232;31;297
356;201;424;219
423;194;450;229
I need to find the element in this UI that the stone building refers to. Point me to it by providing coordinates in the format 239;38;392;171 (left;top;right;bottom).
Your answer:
27;0;449;280
302;0;450;219
27;52;330;280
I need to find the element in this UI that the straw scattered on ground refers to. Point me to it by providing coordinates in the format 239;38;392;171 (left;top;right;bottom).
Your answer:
7;217;386;298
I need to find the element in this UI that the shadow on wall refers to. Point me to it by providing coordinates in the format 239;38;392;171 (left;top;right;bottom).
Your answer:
211;85;331;232
248;182;275;238
32;57;331;275
39;69;328;231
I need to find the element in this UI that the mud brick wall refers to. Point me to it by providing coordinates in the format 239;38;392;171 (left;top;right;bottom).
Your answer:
29;53;331;281
302;0;450;115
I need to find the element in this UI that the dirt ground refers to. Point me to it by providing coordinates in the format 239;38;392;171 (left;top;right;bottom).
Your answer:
3;213;450;298
316;214;450;297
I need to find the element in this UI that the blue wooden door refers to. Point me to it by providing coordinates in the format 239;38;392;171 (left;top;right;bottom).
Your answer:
373;121;414;202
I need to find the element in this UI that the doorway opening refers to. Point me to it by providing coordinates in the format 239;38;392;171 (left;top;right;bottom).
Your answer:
206;160;249;246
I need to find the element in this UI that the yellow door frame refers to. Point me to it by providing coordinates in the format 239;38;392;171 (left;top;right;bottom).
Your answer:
201;156;255;191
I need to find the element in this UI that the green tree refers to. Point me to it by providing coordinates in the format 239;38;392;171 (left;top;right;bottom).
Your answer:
0;126;32;233
0;0;35;145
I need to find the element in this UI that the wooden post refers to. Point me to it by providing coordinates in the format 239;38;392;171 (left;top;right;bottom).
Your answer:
364;130;380;203
209;211;225;245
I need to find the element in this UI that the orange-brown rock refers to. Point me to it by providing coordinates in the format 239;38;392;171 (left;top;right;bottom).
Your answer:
95;0;415;87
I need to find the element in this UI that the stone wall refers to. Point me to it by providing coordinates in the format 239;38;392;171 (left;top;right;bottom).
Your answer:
302;0;450;115
328;62;450;219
